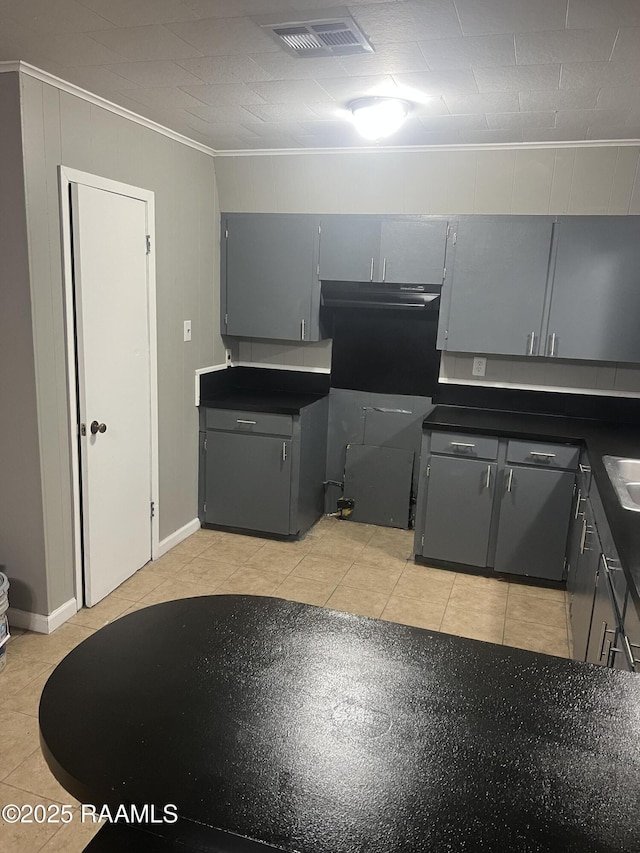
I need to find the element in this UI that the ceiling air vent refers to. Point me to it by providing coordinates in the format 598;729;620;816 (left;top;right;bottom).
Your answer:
261;16;374;58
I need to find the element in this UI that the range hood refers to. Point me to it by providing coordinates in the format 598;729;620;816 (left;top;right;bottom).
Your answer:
321;280;441;311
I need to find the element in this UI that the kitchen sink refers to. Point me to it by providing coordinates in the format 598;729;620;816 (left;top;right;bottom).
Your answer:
603;456;640;512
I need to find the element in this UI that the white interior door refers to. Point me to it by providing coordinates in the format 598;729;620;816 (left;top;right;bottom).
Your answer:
71;183;152;607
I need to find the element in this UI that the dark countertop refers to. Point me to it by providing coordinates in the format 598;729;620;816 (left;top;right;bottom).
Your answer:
40;595;640;853
423;405;640;616
200;389;328;415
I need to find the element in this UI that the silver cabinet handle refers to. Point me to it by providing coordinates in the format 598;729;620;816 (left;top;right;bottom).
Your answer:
486;465;491;489
547;332;557;357
601;553;621;573
624;635;640;670
282;441;287;462
527;332;536;356
574;488;582;519
426;464;431;478
382;257;387;281
370;257;374;281
300;319;305;340
506;468;513;492
236;419;257;425
579;463;591;475
579;517;588;554
450;442;476;449
530;451;556;458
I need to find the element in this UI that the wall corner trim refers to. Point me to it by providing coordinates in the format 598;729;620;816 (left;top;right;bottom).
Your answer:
158;517;201;558
195;363;227;406
8;598;78;634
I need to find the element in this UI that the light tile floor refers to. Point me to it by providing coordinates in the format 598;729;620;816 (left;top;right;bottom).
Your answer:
0;515;571;852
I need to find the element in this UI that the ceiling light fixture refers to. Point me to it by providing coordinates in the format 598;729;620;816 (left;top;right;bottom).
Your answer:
347;96;411;141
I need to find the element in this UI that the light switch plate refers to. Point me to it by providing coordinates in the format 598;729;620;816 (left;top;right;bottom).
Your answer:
184;320;192;342
472;356;487;377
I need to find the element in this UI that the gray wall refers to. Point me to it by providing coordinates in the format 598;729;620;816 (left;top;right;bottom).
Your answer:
0;72;47;615
15;72;222;615
214;147;640;391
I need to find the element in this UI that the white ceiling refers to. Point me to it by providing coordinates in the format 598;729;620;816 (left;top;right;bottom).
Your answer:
2;0;640;151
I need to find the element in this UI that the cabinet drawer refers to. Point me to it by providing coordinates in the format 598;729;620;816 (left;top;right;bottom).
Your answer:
430;431;498;460
205;409;293;437
506;440;578;470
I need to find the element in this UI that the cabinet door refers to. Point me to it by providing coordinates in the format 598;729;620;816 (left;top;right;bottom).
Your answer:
319;216;381;282
494;466;574;580
586;566;619;666
441;216;554;355
546;216;640;362
225;214;317;341
422;455;495;567
205;431;291;535
570;504;601;662
379;219;448;284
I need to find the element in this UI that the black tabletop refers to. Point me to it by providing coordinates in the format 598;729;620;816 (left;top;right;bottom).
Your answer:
40;595;640;853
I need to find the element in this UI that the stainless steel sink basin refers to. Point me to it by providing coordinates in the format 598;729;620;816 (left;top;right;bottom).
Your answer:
603;456;640;512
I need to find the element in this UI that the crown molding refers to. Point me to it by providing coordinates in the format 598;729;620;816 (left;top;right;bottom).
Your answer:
214;138;640;157
0;60;216;158
2;61;639;160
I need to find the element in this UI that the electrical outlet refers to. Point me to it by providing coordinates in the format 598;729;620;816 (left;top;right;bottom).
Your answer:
472;356;487;377
183;320;192;342
225;348;232;364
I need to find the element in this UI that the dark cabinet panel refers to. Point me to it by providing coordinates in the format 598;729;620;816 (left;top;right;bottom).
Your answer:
494;466;574;581
547;216;640;362
441;216;554;356
422;455;495;567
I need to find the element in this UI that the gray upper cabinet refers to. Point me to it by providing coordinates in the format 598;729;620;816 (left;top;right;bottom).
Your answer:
494;465;574;581
318;216;380;282
222;213;321;342
379;218;448;284
545;217;640;363
319;215;448;285
439;216;554;355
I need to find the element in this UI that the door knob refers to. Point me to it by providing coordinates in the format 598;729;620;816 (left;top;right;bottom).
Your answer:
90;420;107;435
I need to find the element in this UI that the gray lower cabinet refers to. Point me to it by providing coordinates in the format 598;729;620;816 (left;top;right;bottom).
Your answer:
620;601;640;672
319;215;449;285
546;216;640;363
568;502;601;662
586;557;620;667
415;431;577;582
438;215;554;355
205;431;292;535
222;213;322;342
420;455;496;566
494;466;575;581
200;399;328;537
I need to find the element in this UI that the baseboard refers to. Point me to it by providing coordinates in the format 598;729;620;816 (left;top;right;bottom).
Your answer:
158;517;201;558
8;597;78;634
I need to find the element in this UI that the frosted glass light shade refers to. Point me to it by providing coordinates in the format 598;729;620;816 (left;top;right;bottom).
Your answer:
348;97;410;141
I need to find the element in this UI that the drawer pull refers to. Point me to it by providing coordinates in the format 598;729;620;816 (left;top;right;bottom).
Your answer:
236;419;257;425
282;441;288;462
450;442;476;449
529;451;556;458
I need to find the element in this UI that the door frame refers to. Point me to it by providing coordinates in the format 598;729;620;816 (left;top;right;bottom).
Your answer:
59;166;159;606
